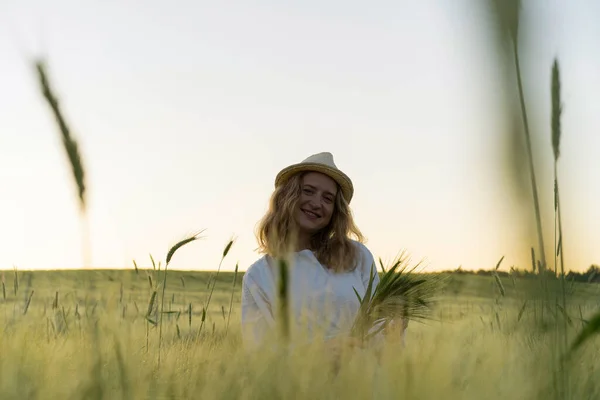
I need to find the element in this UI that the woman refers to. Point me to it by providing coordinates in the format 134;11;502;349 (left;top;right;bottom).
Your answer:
241;152;406;351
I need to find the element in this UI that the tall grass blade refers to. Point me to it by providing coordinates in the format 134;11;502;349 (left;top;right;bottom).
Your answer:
513;37;547;273
551;59;563;161
204;238;235;321
13;266;18;297
195;307;207;341
493;273;505;297
379;258;386;273
517;300;528;322
222;240;234;259
495;255;505;271
568;310;600;353
489;0;520;42
489;0;547;273
165;231;204;266
23;290;34;315
278;258;290;341
34;60;87;212
146;291;157;317
159;231;204;366
225;263;239;335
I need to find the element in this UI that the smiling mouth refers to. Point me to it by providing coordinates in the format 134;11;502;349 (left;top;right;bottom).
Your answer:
302;209;321;219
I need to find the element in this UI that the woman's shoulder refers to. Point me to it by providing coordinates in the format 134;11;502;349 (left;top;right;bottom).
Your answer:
350;240;376;271
243;255;274;284
351;239;371;254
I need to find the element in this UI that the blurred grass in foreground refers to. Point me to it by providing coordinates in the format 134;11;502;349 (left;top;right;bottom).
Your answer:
1;269;600;399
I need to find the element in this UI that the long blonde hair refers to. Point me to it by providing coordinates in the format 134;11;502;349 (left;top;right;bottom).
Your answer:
255;172;365;272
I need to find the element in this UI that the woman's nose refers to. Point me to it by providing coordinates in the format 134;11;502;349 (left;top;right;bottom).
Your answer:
307;200;320;210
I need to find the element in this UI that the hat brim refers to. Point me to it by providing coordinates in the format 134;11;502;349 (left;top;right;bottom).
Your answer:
275;163;354;203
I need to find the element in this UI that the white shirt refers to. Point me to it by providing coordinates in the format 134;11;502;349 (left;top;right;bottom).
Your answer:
241;240;385;348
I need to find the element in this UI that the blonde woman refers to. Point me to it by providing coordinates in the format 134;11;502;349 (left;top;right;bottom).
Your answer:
241;152;406;352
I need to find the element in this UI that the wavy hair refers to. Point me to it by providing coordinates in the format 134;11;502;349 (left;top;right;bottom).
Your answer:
255;172;365;272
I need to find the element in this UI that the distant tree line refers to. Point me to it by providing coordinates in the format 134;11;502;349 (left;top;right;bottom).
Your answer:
444;264;600;283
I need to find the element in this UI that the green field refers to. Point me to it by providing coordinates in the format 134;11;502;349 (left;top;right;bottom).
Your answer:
1;268;598;399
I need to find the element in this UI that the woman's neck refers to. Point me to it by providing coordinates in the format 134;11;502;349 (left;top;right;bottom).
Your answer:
295;231;312;251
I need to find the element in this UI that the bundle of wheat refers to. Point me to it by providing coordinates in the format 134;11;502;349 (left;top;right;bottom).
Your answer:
351;251;442;342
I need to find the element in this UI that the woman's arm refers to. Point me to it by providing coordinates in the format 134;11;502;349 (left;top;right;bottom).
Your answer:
241;267;275;349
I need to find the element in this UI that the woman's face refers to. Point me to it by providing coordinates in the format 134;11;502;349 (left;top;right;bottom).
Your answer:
295;172;338;236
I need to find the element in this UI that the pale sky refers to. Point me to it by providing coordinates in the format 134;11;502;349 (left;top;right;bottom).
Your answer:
1;0;598;273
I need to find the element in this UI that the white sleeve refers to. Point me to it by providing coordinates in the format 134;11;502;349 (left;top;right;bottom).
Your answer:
241;266;275;349
358;243;380;294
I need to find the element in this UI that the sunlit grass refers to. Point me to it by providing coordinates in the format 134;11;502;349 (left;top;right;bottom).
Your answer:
0;269;599;399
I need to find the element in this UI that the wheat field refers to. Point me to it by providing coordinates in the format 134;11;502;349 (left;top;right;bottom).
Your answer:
18;11;599;397
12;39;597;398
0;267;598;399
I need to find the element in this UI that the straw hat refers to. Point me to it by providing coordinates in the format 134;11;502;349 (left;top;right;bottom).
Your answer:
274;152;354;203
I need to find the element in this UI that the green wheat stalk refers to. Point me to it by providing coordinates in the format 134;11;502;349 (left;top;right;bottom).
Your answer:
551;58;570;398
278;258;290;341
511;18;547;275
23;290;34;315
34;60;86;211
34;60;91;268
13;266;18;297
197;238;235;340
489;0;547;274
351;252;441;342
205;238;235;308
225;263;239;335
551;59;567;330
158;230;204;366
